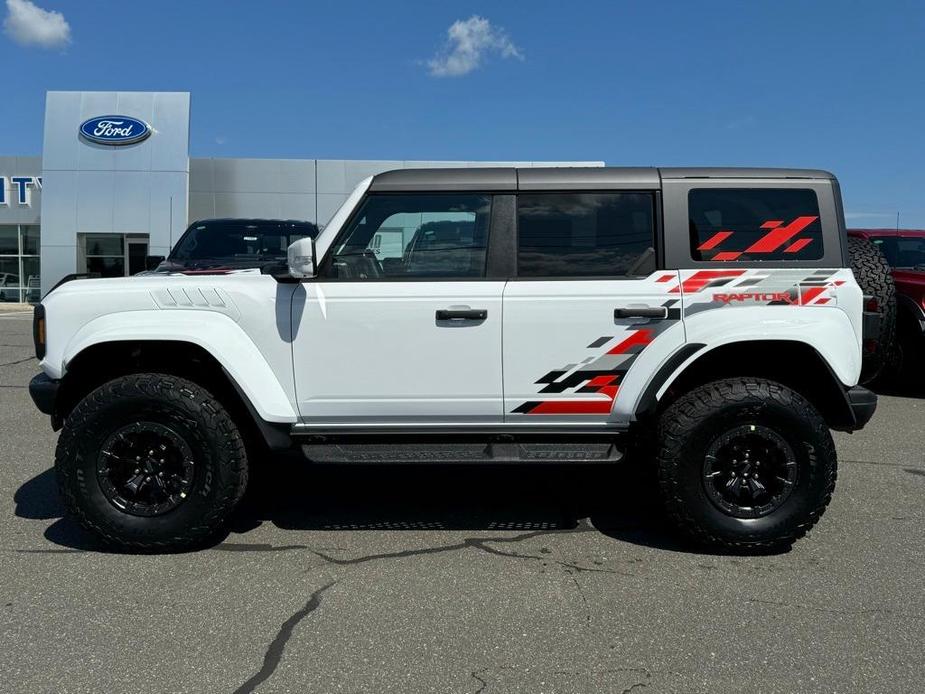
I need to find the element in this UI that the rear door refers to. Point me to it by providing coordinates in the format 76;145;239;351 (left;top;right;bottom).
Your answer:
502;190;686;424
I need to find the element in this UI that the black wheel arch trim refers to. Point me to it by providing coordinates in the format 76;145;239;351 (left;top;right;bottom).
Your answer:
221;367;292;450
635;343;707;418
637;340;874;432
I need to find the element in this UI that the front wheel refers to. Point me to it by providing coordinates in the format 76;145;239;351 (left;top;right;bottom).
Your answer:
55;373;248;551
655;378;836;552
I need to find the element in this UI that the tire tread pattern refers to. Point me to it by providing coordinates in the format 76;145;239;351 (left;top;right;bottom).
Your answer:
55;373;248;552
656;377;837;552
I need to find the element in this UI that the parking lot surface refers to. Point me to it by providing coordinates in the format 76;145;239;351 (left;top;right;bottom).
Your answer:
1;309;923;693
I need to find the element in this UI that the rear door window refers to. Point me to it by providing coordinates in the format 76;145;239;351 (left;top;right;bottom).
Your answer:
689;189;822;261
516;193;656;277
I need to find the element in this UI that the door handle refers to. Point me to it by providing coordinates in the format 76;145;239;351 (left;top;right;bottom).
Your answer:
614;306;668;320
436;309;487;321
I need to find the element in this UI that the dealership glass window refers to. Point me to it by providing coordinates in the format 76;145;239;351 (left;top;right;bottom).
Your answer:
22;225;40;255
0;227;17;255
0;224;41;304
81;234;126;278
688;189;823;261
516;193;656;277
329;194;492;278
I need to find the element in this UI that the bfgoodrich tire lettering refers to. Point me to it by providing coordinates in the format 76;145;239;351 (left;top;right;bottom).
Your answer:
656;377;836;551
55;373;248;551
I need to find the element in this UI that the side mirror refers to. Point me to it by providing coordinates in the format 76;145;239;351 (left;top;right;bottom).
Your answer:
287;237;317;278
145;255;165;270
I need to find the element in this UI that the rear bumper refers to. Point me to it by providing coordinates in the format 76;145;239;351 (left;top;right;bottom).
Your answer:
29;372;59;416
846;385;877;430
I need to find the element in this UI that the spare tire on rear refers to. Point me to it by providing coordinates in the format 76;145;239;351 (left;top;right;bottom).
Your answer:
847;235;896;383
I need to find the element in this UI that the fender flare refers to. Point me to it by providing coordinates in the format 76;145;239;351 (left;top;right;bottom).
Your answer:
61;310;298;423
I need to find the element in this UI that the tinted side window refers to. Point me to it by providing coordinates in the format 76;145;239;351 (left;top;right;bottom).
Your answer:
516;193;655;277
329;194;491;279
871;235;925;269
689;189;822;261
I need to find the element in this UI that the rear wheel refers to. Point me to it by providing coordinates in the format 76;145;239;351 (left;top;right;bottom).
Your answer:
55;373;248;551
655;377;836;552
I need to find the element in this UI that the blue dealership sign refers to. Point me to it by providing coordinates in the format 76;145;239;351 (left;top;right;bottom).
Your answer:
79;115;152;146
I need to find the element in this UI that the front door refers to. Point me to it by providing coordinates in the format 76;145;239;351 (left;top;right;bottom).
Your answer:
291;192;505;426
502;191;685;424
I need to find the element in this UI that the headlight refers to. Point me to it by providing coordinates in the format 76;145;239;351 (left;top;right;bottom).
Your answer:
33;304;46;360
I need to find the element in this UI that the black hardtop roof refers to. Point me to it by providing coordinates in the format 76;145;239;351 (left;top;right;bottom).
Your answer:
369;166;836;192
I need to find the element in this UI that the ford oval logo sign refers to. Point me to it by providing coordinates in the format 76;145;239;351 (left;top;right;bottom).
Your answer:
79;115;152;146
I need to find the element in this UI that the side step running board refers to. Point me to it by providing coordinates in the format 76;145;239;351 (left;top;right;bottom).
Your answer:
299;440;626;465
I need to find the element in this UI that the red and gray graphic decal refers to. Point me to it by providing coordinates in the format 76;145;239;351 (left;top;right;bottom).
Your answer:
696;216;819;261
512;326;667;415
677;269;847;316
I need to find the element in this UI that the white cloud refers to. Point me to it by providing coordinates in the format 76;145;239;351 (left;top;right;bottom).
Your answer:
427;15;522;77
3;0;71;49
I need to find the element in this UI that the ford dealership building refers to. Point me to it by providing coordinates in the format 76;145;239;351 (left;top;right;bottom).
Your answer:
0;91;598;302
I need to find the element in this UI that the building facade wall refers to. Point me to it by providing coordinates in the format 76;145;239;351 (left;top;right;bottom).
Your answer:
40;91;191;295
0;157;42;302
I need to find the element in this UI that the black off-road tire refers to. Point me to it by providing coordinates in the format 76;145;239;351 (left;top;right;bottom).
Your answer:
55;373;248;552
656;378;837;552
848;235;896;383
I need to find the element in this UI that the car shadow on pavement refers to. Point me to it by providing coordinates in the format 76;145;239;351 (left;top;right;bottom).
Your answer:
13;455;791;556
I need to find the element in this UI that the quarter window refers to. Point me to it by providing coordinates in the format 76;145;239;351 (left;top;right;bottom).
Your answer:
329;194;491;279
689;188;823;261
516;193;655;277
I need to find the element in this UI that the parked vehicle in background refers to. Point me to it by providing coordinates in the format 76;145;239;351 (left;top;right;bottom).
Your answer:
30;167;879;553
145;218;319;274
849;229;925;379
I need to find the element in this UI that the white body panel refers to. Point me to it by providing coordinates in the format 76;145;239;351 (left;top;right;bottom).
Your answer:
501;274;684;423
39;274;299;422
291;281;504;425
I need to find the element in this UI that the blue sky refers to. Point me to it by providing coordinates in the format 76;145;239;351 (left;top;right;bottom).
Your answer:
1;0;923;226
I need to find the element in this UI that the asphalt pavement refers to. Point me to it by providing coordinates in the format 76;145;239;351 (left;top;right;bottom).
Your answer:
1;309;923;693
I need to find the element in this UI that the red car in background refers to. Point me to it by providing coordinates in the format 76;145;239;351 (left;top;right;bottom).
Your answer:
849;229;925;378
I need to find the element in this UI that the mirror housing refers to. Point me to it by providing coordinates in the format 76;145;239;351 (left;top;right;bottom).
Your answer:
145;255;165;270
287;237;317;278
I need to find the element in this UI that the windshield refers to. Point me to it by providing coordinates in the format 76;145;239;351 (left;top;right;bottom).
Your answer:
169;220;318;264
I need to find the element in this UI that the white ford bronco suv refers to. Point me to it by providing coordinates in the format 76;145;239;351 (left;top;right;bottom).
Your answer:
29;167;878;552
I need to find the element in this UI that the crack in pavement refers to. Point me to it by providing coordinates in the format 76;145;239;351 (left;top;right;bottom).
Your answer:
216;542;311;553
467;665;652;693
567;574;592;628
904;468;925;477
0;356;34;368
309;526;594;567
470;667;489;693
232;581;336;694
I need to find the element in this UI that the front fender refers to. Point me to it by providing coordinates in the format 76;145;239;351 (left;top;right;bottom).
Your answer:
57;311;297;423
